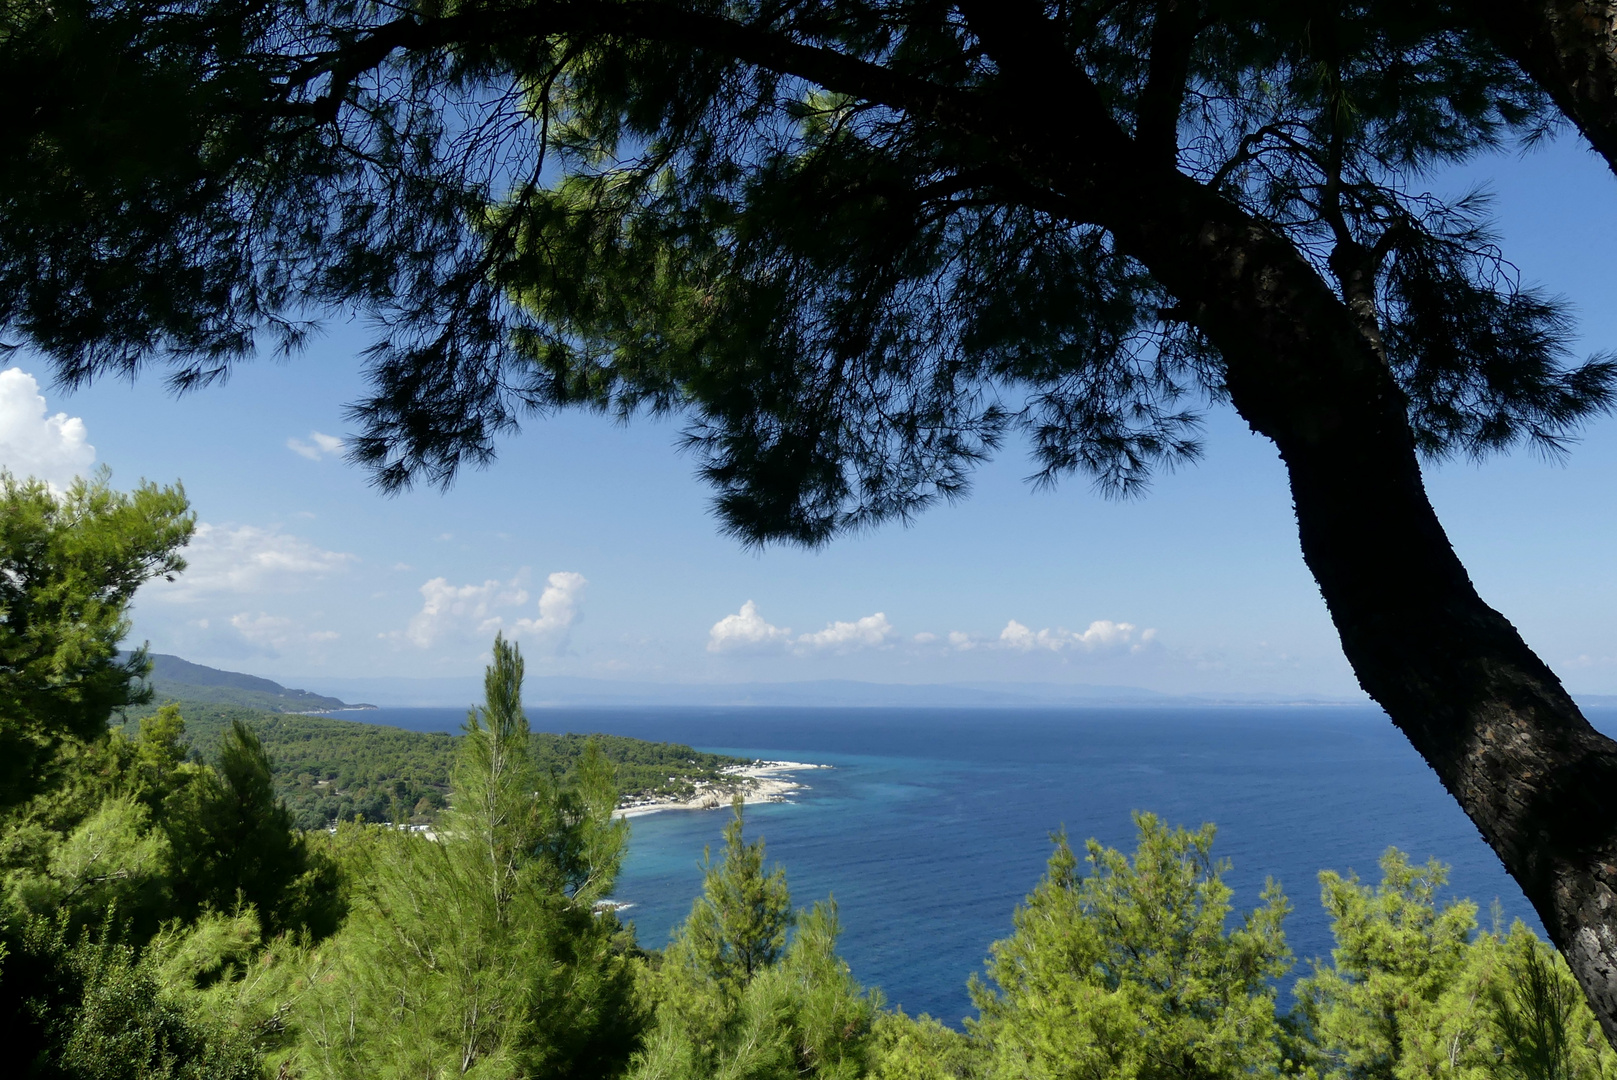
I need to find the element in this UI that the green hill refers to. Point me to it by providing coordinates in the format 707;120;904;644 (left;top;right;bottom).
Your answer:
133;653;374;713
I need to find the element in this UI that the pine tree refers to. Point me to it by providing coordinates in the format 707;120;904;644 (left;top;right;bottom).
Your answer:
0;472;192;811
633;799;876;1080
292;633;642;1078
970;813;1292;1080
684;796;795;993
167;719;343;939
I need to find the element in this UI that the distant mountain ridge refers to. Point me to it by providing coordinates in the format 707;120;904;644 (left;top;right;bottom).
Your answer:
129;653;376;714
282;672;1372;709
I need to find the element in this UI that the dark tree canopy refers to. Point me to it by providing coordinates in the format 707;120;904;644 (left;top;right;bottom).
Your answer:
2;0;1611;538
10;0;1617;1049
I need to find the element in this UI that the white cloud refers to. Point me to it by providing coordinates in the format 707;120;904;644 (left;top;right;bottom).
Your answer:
230;612;295;648
287;431;344;461
708;603;898;655
510;571;588;638
708;601;792;653
998;619;1155;652
396;569;587;650
149;523;355;602
0;368;95;490
913;632;938;644
797;612;895;652
207;613;340;657
400;576;529;648
948;631;976;650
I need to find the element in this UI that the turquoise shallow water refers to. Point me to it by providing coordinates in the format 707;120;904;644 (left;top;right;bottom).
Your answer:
336;705;1617;1024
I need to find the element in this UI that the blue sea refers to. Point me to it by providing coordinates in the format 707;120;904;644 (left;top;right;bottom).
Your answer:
329;705;1617;1024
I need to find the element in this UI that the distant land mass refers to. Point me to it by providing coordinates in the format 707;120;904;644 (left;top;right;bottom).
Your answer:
282;672;1373;709
128;653;377;714
121;655;1617;712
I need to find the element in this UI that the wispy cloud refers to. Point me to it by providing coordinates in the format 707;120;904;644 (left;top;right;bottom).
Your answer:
922;619;1157;654
147;523;356;602
287;431;344;461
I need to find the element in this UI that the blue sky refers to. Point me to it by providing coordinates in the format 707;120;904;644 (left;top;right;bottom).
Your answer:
4;135;1617;697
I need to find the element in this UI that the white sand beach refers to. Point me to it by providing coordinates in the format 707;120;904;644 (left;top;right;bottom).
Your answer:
614;760;830;818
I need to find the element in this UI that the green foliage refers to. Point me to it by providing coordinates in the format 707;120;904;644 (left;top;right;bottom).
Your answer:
8;796;173;936
3;704;341;947
3;0;1604;541
532;731;749;804
0;916;259;1079
633;800;877;1080
1487;924;1616;1080
166;719;344;939
1295;851;1617;1080
0;472;193;810
1295;850;1479;1078
679;796;796;995
288;634;644;1078
970;813;1292;1080
868;1011;978;1080
2;705;215;941
135;702;461;829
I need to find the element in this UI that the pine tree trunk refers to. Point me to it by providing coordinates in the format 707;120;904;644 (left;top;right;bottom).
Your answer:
1104;177;1617;1045
1265;375;1617;1048
1475;0;1617;176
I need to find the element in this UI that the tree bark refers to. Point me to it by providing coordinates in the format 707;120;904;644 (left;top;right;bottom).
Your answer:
1102;167;1617;1047
1474;0;1617;176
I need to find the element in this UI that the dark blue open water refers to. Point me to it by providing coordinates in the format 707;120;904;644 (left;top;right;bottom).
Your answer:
330;705;1617;1024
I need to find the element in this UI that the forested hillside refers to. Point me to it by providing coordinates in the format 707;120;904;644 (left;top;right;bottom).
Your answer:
132;653;371;714
119;700;751;828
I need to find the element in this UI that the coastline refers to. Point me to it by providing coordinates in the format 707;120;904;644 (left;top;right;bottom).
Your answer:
615;760;830;818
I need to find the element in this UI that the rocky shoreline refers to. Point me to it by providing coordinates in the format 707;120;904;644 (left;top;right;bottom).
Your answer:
615;760;829;818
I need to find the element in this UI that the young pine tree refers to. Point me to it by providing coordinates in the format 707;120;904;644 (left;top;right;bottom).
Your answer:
969;813;1292;1080
634;797;879;1080
292;633;642;1079
686;795;794;992
167;719;343;940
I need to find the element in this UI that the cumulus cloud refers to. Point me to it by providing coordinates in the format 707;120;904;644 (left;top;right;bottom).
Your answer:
287;431;344;460
797;612;895;652
396;570;586;650
708;602;898;654
400;577;528;648
510;571;588;638
0;368;95;490
708;601;792;653
150;523;355;602
998;619;1155;652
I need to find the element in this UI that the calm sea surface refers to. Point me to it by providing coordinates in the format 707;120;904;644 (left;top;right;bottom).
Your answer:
332;705;1617;1024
